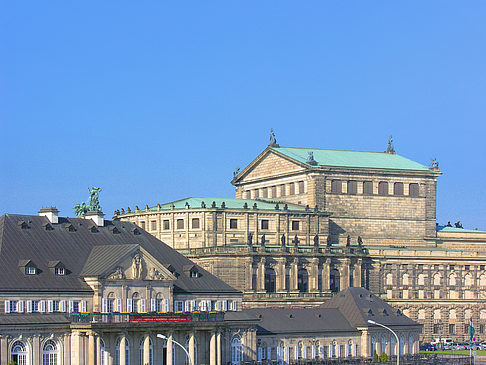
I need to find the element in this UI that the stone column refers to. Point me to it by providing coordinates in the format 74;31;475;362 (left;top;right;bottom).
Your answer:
291;258;299;291
257;257;266;292
97;335;102;365
88;332;96;365
354;259;362;288
322;259;330;291
119;336;127;365
64;333;72;365
217;330;222;365
189;331;195;365
341;259;351;290
360;330;369;358
245;257;254;292
310;258;319;292
210;330;217;365
167;332;173;365
404;337;409;355
375;337;381;357
276;257;286;292
71;331;84;365
143;334;151;365
32;334;40;364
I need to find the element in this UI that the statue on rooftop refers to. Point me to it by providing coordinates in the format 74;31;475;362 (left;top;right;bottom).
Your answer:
233;168;240;178
73;187;102;216
270;129;276;145
455;221;463;229
306;151;317;165
386;136;395;154
430;158;439;169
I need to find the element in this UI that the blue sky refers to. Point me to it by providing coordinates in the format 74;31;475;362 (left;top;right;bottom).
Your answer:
1;1;485;230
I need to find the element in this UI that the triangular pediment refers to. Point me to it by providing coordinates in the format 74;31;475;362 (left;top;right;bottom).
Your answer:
81;244;177;282
233;148;307;184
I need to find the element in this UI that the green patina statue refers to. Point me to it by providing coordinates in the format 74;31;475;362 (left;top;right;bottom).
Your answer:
74;187;102;216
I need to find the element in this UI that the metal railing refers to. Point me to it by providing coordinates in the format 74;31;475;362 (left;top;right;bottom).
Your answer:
70;311;225;324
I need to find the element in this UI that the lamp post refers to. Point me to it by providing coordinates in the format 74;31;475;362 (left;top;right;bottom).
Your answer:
368;319;400;365
157;333;192;365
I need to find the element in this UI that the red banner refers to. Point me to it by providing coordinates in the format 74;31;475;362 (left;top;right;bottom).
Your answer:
130;314;191;322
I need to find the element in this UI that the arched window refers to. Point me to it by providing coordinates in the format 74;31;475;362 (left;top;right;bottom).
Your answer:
465;309;472;320
139;337;153;365
402;273;409;286
265;268;276;293
449;309;457;320
231;336;243;364
386;273;393;285
330;269;340;293
479;274;486;287
43;340;58;365
465;273;473;286
418;274;425;286
409;335;414;354
132;292;140;313
480;309;486;320
298;268;308;293
11;341;27;365
115;338;130;365
418;309;425;319
433;309;441;320
394;182;404;196
433;273;441;286
449;273;456;286
185;336;197;365
100;338;108;365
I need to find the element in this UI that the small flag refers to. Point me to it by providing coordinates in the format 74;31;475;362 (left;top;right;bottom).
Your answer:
470;317;475;342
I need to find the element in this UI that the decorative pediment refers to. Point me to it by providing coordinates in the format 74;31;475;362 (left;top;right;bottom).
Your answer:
233;148;306;184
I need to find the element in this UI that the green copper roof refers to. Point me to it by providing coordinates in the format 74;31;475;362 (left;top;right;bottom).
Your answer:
146;197;311;212
273;147;431;171
437;225;486;233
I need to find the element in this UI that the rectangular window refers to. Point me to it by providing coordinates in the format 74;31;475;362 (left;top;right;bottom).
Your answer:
151;220;157;231
394;182;404;195
9;300;18;313
347;181;357;195
271;186;277;198
32;300;39;313
140;221;146;230
378;181;389;195
481;265;485;271
433;324;440;334
106;299;113;313
449;324;455;334
254;189;260;198
176;219;184;229
289;183;295;195
191;218;200;229
261;220;269;230
465;324;470;334
298;181;305;194
465;265;470;270
52;300;60;312
230;219;238;229
163;220;170;230
409;183;419;197
156;299;163;312
174;301;184;312
480;324;485;334
450;265;455;270
280;184;286;196
25;267;36;275
71;300;80;313
262;187;268;198
331;180;342;193
55;267;65;276
291;221;300;231
363;181;373;195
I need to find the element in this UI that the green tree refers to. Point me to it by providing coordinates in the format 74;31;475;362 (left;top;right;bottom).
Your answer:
373;350;379;362
380;351;388;362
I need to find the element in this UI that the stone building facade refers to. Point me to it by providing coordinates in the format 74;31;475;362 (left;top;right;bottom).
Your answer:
116;141;486;343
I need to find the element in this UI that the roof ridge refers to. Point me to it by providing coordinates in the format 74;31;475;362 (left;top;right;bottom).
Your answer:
274;146;398;155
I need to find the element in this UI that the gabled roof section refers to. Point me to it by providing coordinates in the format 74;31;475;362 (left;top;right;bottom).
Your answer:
242;308;355;335
80;244;139;277
321;287;419;328
273;147;433;172
0;214;240;294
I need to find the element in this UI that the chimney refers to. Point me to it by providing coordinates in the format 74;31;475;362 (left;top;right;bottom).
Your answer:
39;207;59;224
85;210;105;227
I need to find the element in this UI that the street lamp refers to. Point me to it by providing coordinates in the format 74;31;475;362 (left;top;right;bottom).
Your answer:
157;333;192;365
368;319;400;365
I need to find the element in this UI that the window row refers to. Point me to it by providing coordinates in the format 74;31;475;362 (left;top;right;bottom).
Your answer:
385;272;486;286
257;342;358;361
11;340;59;365
330;180;420;197
173;299;238;313
244;180;306;200
99;298;238;313
4;299;87;314
145;218;304;231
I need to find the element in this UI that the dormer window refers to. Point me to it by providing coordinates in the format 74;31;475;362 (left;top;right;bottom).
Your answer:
65;223;76;232
183;264;199;278
25;266;36;275
19;260;37;275
55;267;65;276
48;261;67;276
190;271;199;278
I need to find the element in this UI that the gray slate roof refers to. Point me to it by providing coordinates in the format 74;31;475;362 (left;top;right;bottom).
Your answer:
0;214;239;295
321;287;419;328
241;308;356;335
